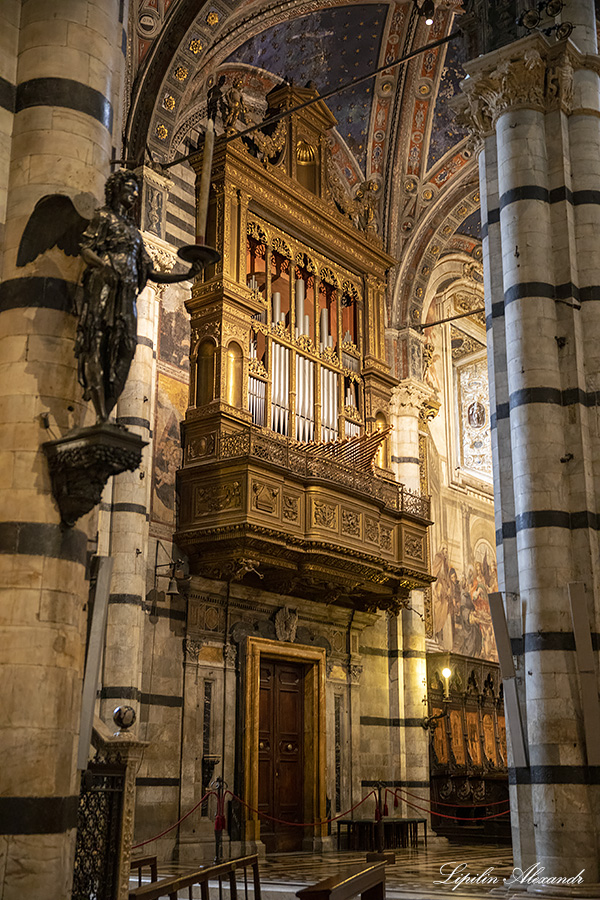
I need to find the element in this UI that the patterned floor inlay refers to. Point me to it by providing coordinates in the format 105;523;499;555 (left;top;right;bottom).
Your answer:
133;842;593;899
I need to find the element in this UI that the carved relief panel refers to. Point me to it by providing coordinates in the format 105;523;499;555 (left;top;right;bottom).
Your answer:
456;357;492;482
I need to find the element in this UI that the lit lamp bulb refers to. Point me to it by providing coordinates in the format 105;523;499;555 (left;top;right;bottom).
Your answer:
423;0;435;25
441;666;451;700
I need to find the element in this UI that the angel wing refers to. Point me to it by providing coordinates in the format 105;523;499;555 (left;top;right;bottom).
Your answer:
17;194;90;267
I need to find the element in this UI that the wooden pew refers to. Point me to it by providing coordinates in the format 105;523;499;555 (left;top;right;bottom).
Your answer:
296;862;386;900
130;855;158;887
128;853;261;900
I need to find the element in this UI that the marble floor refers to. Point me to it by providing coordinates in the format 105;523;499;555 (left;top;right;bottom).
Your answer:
132;841;596;900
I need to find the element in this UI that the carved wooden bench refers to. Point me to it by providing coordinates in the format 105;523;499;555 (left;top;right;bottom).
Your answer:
296;862;386;900
128;853;261;900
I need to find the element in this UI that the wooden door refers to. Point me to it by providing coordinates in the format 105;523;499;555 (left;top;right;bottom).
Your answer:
258;659;305;852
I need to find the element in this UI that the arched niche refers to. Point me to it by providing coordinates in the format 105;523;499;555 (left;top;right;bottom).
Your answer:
195;339;216;407
226;341;243;408
375;411;389;469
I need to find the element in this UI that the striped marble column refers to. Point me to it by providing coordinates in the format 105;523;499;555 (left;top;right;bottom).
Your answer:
0;2;126;898
478;129;533;864
389;380;431;820
459;5;600;877
99;279;158;729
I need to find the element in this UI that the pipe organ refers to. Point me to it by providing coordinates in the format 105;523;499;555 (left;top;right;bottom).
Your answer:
176;82;433;610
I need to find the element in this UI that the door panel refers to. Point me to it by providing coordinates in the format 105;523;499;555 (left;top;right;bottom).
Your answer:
258;659;305;852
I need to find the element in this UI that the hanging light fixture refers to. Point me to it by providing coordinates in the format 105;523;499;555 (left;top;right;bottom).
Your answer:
165;573;180;598
414;0;435;26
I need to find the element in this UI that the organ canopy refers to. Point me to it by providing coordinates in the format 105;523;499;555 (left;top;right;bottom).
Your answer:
176;83;433;609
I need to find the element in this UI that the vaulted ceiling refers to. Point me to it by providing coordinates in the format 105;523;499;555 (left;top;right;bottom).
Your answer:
126;0;482;334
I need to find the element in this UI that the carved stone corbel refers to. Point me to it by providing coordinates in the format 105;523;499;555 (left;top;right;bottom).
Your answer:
390;378;440;423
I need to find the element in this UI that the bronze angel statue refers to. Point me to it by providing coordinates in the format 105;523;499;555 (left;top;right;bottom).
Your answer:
18;169;215;422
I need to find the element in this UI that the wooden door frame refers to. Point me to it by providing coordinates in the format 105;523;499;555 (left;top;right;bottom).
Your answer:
243;638;327;846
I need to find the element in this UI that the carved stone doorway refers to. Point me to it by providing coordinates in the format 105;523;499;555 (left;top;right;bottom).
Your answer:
243;638;327;852
258;658;305;851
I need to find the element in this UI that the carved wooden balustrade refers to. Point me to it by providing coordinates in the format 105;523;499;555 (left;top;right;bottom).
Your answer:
176;424;433;611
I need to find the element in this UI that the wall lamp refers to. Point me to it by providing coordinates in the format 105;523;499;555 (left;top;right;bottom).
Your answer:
414;0;435;26
151;540;182;600
517;1;573;39
441;666;452;700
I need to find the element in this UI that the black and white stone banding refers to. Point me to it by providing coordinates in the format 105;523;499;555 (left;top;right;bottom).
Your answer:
0;2;126;897
462;3;600;878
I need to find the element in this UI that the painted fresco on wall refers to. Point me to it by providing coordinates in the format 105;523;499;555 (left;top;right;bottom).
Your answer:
159;284;190;371
152;373;188;526
432;541;498;661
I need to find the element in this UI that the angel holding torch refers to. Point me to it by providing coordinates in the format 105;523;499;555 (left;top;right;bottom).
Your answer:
75;169;207;422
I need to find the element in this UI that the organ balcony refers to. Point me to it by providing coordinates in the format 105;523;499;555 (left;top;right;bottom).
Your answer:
175;83;434;611
176;424;433;612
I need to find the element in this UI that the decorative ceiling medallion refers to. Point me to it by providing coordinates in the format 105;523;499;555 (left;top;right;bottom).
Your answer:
206;11;219;25
381;82;393;93
404;178;418;194
422;187;434;201
156;123;168;140
138;10;159;37
174;65;188;82
189;38;203;54
162;94;176;111
418;82;432;96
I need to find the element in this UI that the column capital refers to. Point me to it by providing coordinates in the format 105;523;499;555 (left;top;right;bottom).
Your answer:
454;34;591;145
391;378;440;421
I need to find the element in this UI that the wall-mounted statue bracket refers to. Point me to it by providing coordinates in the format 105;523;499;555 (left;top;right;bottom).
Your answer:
43;424;147;527
17;169;221;527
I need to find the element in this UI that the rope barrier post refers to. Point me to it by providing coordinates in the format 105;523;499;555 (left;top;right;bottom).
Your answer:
375;782;384;853
212;775;227;867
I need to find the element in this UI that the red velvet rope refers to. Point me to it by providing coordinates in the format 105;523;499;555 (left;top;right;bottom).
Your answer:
131;791;216;849
132;782;511;848
223;788;378;828
393;790;510;821
388;787;510;808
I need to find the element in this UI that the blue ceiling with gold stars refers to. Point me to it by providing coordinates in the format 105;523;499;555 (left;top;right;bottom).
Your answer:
426;40;467;171
225;4;388;169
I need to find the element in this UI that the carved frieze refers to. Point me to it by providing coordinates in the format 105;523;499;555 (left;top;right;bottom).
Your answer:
274;607;298;642
194;480;242;516
365;517;379;544
183;639;204;662
456;39;578;145
391;379;439;420
188;599;224;634
349;663;363;685
186;432;216;462
380;526;393;552
282;494;299;522
404;533;425;561
252;481;279;514
313;500;338;530
191;321;221;348
341;509;361;537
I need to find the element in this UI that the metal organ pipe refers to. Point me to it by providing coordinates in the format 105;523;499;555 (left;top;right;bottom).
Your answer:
320;308;328;351
295;279;305;337
272;291;281;325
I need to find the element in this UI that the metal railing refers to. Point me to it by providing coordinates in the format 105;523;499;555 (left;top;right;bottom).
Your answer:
216;427;430;520
128;854;261;900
